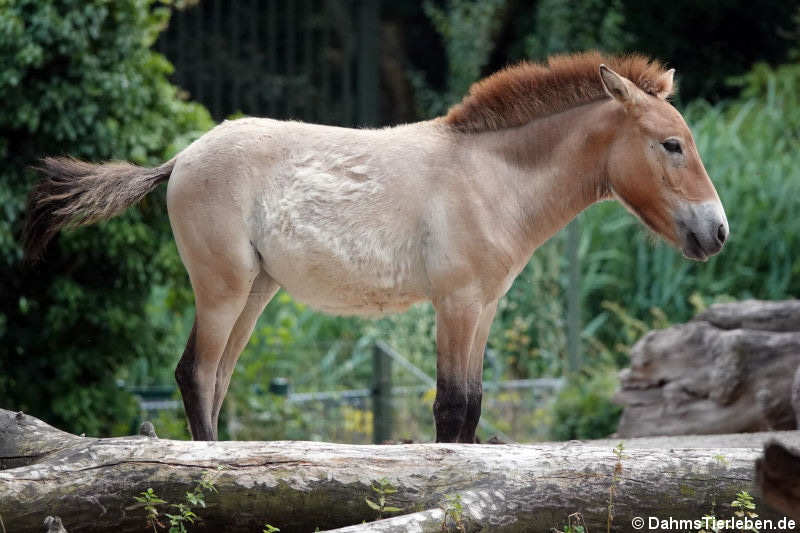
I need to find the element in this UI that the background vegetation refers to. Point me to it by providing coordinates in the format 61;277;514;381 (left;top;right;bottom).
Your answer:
0;0;212;435
2;0;799;441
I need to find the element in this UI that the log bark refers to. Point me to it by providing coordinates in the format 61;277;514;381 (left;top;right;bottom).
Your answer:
616;299;800;437
2;410;800;532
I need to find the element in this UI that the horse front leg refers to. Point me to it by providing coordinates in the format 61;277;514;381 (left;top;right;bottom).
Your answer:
458;300;498;443
433;298;483;443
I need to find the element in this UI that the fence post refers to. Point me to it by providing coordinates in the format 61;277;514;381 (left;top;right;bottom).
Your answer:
372;343;393;443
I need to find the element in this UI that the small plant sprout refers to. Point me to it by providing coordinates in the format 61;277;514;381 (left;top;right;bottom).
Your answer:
133;488;167;532
698;492;759;533
697;495;720;533
731;491;759;533
607;442;625;533
441;493;466;532
712;454;729;466
130;470;219;532
698;514;721;533
365;477;403;519
201;470;220;490
553;512;586;533
164;502;198;533
263;524;280;533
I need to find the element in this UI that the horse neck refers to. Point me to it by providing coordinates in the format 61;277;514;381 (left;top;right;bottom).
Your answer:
459;99;621;255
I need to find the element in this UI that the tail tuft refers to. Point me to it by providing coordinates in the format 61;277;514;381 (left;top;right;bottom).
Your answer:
23;157;174;262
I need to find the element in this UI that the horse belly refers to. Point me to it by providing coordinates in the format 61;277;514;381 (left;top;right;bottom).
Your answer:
253;160;428;316
261;240;427;316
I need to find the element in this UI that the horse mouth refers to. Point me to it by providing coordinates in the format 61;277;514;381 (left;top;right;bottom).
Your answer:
682;231;708;262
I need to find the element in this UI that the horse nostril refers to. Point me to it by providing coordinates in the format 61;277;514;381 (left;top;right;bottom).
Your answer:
717;224;727;245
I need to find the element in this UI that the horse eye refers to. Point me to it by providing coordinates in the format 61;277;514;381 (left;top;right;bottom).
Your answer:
662;139;682;154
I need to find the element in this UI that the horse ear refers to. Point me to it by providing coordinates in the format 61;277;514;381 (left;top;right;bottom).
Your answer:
599;64;632;103
657;68;675;98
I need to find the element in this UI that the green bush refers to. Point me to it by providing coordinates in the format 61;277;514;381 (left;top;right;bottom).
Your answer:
549;370;622;440
410;0;507;118
0;0;213;436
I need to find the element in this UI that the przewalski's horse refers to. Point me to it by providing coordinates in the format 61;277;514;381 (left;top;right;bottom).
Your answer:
24;52;728;442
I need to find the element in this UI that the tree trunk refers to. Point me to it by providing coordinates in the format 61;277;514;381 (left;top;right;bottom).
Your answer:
2;409;799;533
616;299;800;437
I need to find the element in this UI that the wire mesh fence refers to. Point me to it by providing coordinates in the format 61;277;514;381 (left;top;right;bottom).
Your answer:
133;341;564;443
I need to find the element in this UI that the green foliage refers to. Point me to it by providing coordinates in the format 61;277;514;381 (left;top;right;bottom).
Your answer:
132;472;217;533
410;0;507;117
555;513;586;533
164;504;198;533
365;477;403;520
525;0;631;59
618;0;797;102
491;239;567;379
441;493;466;532
699;491;760;533
220;291;368;440
607;442;625;533
133;488;167;532
549;370;622;440
0;0;213;436
731;491;759;527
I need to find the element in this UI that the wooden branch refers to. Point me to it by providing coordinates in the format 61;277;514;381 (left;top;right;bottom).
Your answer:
2;409;800;533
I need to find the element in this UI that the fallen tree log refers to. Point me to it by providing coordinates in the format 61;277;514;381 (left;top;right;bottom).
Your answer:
2;409;800;533
616;299;800;437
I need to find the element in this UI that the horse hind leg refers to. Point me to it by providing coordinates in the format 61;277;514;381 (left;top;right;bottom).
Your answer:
174;244;260;440
211;272;279;432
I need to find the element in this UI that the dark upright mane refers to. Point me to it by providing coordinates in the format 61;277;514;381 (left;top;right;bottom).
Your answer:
443;51;673;133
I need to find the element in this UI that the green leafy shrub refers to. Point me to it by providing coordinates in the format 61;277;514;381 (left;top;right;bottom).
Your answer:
549;369;622;440
0;0;213;435
410;0;507;118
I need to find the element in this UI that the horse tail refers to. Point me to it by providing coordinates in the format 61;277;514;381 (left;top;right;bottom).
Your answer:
23;156;175;262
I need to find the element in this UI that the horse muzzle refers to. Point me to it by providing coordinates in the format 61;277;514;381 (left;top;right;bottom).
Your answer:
676;201;729;261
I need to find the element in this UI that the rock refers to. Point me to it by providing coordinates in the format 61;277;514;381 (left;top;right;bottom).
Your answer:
615;299;800;437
